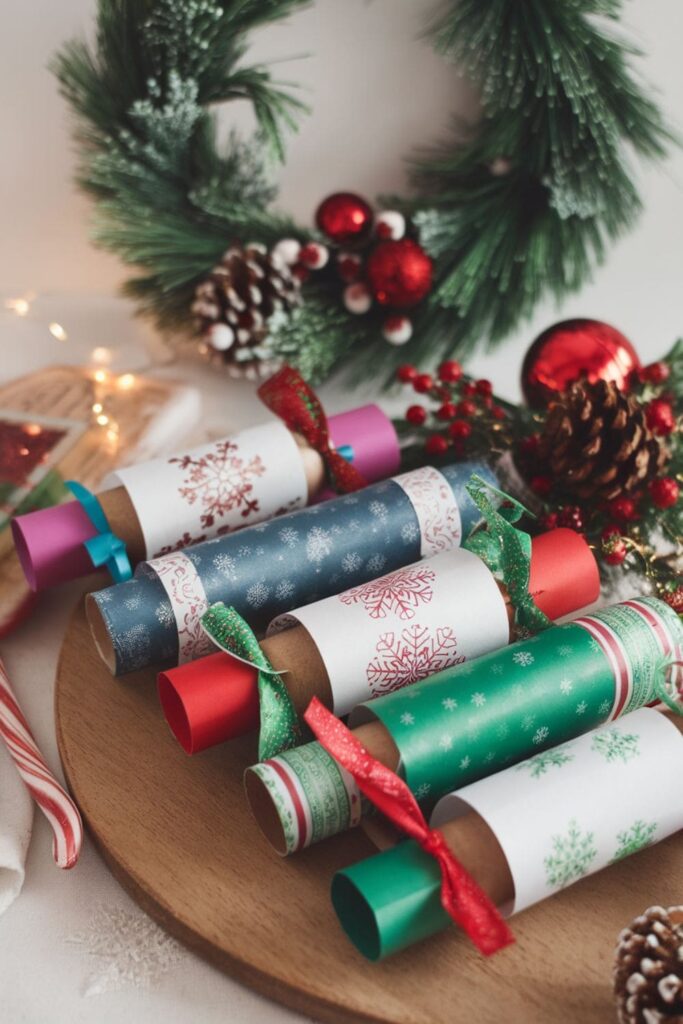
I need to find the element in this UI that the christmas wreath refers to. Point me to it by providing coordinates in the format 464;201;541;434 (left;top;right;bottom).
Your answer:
54;0;671;384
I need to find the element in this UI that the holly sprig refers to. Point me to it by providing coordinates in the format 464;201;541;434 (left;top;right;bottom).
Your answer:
395;342;682;610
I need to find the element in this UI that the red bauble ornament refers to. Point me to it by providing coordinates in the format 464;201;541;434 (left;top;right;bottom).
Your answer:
425;434;449;456
413;373;433;394
645;398;676;436
640;360;670;384
476;379;493;396
521;319;642;408
664;586;683;614
603;535;628;566
649;477;679;509
449;419;472;441
396;364;417;383
366;239;433;309
406;404;427;426
315;192;373;245
608;496;639;522
437;402;457;421
438;360;463;383
456;399;477;418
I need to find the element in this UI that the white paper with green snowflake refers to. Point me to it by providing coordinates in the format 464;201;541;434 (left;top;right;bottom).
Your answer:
269;547;509;714
110;420;308;557
431;709;683;914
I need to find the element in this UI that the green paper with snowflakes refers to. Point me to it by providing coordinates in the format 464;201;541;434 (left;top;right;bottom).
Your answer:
357;597;682;805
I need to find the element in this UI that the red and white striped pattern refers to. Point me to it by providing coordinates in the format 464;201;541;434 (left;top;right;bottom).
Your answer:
0;656;82;869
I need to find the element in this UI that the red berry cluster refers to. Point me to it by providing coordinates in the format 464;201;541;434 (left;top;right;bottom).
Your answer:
399;361;508;457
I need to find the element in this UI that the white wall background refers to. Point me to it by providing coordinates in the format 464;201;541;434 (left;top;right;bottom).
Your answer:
1;0;682;376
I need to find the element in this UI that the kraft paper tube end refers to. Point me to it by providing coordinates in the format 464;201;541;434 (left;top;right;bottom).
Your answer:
244;767;289;856
158;652;260;754
85;593;117;674
529;528;600;620
12;502;97;591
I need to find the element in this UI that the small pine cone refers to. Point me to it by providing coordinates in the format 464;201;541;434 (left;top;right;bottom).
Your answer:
614;905;683;1023
537;380;668;501
192;242;302;376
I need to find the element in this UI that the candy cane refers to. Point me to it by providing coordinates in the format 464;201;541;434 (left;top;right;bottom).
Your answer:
0;656;83;869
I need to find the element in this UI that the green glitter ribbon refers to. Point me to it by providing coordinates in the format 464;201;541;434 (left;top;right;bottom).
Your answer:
464;475;551;637
200;602;302;760
653;657;683;715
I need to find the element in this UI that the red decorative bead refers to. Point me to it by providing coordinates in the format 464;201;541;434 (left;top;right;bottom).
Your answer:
413;373;434;394
337;252;363;282
298;242;329;270
530;475;553;497
405;404;427;426
366;239;433;309
663;586;683;614
645;399;675;436
557;505;585;532
437;402;457;421
315;192;373;245
540;512;559;530
648;477;679;509
292;264;310;283
608;496;639;521
462;381;477;396
601;524;622;541
397;364;417;383
449;419;472;440
491;405;506;420
641;361;670;385
456;399;477;418
519;434;540;456
475;379;493;396
438;360;463;383
602;535;628;566
425;434;449;456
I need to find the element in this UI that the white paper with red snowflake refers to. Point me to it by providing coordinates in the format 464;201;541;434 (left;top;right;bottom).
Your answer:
392;466;462;556
271;547;509;712
112;421;308;557
146;552;215;663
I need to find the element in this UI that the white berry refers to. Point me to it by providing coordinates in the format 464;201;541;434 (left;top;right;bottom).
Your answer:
382;316;413;345
208;323;235;351
299;242;329;270
271;238;302;266
375;210;406;240
343;282;372;315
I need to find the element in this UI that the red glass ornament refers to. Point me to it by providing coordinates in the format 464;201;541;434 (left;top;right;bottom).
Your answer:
601;524;622;541
397;364;417;383
603;535;627;566
462;381;477;396
521;319;642;409
491;405;506;420
366;239;433;309
476;379;493;396
645;399;675;436
425;434;449;456
438;360;463;383
641;361;670;385
649;477;679;509
456;399;477;418
557;505;585;532
315;192;373;245
663;587;683;614
406;404;427;426
449;419;472;440
413;373;434;394
436;402;457;421
607;496;639;521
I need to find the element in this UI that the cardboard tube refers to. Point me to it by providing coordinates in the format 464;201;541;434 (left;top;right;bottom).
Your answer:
159;529;599;754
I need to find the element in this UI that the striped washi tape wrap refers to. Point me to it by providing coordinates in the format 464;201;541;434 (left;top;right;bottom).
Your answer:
573;597;682;721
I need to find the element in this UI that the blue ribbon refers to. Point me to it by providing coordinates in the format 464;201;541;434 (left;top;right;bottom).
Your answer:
66;480;133;583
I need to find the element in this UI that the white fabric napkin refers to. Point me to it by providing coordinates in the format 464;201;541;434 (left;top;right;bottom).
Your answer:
0;741;33;916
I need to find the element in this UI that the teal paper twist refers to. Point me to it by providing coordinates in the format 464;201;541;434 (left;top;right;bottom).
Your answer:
66;480;132;583
464;474;551;636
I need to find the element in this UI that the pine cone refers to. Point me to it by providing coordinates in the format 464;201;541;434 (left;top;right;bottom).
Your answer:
537;380;668;501
192;243;302;377
614;906;683;1023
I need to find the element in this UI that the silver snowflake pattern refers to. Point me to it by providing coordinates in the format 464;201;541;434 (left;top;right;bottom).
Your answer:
369;500;389;523
559;678;573;695
512;650;535;667
170;439;265;529
213;552;238;579
598;699;612;716
516;747;574;779
576;701;588;715
459;756;471;770
118;624;152;672
154;602;174;628
544;820;597;888
591;728;640;764
306;526;333;564
246;581;270;609
497;723;510;739
400;712;415;726
366;553;387;573
341;552;363;573
471;692;486;707
442;697;458;711
415;783;431;799
521;714;536;732
491;663;504;675
66;904;183;996
367;625;460;697
610;820;657;863
558;645;573;657
339;564;436;620
400;522;420;544
533;726;550;745
275;579;295;601
439;734;454;751
124;596;141;611
278;526;299;548
484;751;495;763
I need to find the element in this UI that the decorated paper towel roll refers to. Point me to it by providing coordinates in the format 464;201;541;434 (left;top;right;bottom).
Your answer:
88;460;495;675
244;598;683;855
158;529;599;754
12;367;399;590
332;710;683;960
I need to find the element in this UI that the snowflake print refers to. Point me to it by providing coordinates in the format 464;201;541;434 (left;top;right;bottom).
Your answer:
154;602;174;628
598;699;612;716
306;527;333;565
491;664;503;675
170;439;266;529
512;650;535;667
246;581;270;609
575;701;587;715
124;596;141;611
213;553;238;579
400;521;420;544
558;645;573;657
544;819;597;888
415;783;431;799
591;728;640;764
496;723;510;739
118;625;152;672
516;748;574;779
366;625;460;697
339;564;436;620
466;718;480;740
275;579;295;601
533;726;550;745
342;552;363;573
459;756;471;770
522;714;536;732
559;678;573;695
439;734;454;752
237;545;252;558
366;553;387;574
442;697;458;711
588;637;602;654
278;526;299;548
609;820;657;863
400;712;415;726
369;500;389;523
471;692;486;707
484;751;495;763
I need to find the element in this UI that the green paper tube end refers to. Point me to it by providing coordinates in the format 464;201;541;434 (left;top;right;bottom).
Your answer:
331;840;450;961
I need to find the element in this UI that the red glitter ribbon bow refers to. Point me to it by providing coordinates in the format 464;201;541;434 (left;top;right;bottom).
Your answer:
304;697;514;956
258;365;367;493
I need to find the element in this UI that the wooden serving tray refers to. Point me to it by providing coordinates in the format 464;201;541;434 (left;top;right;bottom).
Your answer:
56;599;682;1024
